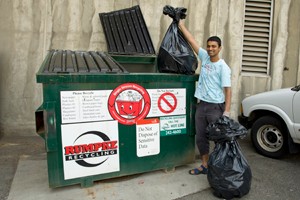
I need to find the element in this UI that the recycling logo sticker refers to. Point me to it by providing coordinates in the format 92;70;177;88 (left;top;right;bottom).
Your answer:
64;131;117;168
61;121;120;180
108;83;151;125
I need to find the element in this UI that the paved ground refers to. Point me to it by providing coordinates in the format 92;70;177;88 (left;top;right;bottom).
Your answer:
0;132;45;200
1;130;300;200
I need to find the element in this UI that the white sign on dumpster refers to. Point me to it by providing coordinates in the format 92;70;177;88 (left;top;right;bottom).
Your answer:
136;118;160;157
60;90;111;124
160;115;186;136
147;88;186;117
61;121;119;180
60;87;187;125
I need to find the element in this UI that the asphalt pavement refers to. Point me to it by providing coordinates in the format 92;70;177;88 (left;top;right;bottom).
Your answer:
1;129;300;200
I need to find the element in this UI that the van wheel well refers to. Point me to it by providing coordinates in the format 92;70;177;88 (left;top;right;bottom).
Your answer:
249;110;286;129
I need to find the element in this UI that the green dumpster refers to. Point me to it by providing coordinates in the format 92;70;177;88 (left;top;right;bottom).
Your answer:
35;50;198;188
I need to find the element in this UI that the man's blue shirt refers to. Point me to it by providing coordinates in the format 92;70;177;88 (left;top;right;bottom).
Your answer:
194;48;231;103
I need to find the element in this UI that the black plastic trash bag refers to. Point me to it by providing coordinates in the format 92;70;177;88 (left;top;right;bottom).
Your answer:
207;115;248;143
157;5;197;75
206;116;252;199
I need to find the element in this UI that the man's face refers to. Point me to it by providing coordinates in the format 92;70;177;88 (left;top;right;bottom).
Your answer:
206;41;221;58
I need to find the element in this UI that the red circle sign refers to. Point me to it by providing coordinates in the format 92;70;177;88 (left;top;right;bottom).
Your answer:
158;92;177;114
108;83;151;125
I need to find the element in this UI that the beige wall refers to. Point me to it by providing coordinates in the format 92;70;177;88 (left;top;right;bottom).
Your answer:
283;0;300;87
0;0;298;134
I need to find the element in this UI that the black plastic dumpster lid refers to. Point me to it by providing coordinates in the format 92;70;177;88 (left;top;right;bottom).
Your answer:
99;5;155;55
41;50;128;74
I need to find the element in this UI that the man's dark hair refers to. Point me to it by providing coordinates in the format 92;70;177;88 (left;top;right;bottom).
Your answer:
207;36;222;47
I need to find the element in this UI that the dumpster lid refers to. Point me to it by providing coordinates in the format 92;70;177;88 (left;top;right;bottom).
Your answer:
39;50;128;74
99;5;155;55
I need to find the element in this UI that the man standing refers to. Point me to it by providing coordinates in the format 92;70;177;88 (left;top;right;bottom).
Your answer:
179;20;232;175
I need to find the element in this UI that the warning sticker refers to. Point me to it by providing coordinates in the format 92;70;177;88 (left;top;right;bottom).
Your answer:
147;88;186;117
136;118;160;157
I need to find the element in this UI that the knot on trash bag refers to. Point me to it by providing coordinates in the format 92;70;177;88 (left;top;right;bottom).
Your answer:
206;116;248;143
163;5;187;22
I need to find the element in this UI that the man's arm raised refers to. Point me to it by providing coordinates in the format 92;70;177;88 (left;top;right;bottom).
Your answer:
178;20;200;54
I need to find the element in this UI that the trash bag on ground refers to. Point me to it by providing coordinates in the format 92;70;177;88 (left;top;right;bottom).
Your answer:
206;116;252;199
157;5;197;75
207;115;248;143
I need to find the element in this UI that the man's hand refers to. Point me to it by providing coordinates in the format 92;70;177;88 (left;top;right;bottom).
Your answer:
223;111;230;117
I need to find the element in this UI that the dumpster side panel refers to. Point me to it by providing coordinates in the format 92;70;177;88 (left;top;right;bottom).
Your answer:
39;74;197;188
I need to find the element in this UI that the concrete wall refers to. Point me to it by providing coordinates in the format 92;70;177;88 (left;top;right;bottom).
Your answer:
283;0;300;87
0;0;298;134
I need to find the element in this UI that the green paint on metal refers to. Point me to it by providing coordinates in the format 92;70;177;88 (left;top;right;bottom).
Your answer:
35;52;198;188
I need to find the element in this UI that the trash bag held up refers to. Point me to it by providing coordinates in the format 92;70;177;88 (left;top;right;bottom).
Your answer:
206;116;252;199
157;5;198;75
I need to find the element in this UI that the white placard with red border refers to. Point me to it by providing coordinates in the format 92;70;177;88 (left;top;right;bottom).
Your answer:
61;121;119;180
136;118;160;157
